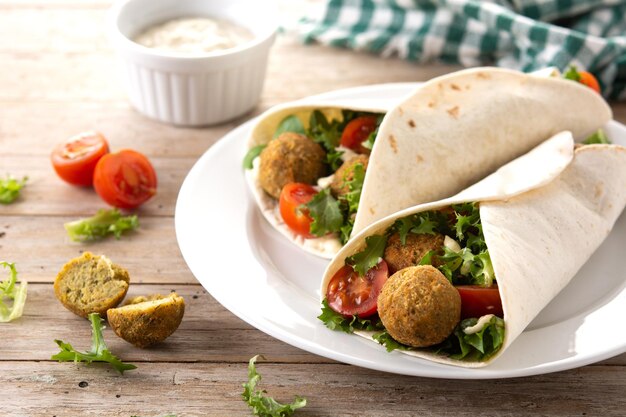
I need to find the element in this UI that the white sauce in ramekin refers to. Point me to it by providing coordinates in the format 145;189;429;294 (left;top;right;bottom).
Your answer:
133;17;254;56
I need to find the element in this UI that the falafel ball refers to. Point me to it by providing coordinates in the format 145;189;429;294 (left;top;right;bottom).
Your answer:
377;265;461;348
258;132;327;199
330;155;369;197
383;232;444;274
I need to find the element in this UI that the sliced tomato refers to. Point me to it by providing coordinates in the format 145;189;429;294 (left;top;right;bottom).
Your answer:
93;149;157;209
340;116;378;153
326;260;389;318
456;285;503;319
279;183;317;238
578;71;601;94
51;131;109;186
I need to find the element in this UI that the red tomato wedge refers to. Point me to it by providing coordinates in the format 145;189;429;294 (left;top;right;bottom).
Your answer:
340;116;378;153
579;71;601;94
93;149;157;209
51;131;109;186
279;183;317;238
456;285;503;319
326;260;389;318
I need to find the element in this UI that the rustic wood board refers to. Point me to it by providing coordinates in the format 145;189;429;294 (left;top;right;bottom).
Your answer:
0;0;624;416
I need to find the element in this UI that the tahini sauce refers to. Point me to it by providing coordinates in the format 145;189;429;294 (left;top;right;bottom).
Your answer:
134;17;254;56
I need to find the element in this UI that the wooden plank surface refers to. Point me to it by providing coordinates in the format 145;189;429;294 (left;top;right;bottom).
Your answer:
0;0;625;416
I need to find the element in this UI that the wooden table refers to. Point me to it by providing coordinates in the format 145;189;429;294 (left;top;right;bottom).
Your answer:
1;1;624;416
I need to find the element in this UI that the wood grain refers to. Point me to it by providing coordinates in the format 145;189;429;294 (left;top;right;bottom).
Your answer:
1;0;625;415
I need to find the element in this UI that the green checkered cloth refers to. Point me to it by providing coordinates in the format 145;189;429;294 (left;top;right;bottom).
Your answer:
299;0;626;99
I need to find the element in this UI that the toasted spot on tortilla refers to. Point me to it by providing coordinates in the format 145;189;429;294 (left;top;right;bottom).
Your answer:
428;101;436;108
465;85;471;90
476;72;491;79
450;83;461;91
416;154;424;163
398;107;404;116
389;134;398;153
408;119;416;128
447;106;460;118
595;183;604;199
369;207;375;215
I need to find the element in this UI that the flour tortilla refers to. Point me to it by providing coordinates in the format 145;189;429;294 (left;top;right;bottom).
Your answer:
352;67;612;235
320;134;626;367
246;67;611;259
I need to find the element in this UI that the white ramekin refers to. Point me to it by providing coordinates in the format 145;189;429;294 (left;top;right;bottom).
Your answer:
108;0;277;126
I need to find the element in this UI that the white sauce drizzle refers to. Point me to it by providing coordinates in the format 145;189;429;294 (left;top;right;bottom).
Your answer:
463;314;495;335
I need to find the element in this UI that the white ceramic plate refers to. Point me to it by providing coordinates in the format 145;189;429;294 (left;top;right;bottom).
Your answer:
175;83;626;379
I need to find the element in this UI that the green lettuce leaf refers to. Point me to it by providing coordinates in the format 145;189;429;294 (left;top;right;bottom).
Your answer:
0;176;27;204
443;316;505;361
304;188;343;237
273;115;305;139
243;144;267;170
0;262;27;322
51;313;137;374
64;209;138;242
242;355;307;417
346;235;387;276
582;129;611;145
318;299;384;333
372;330;410;353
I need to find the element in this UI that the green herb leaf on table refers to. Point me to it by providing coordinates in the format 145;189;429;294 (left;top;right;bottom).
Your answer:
0;175;27;204
51;313;137;374
318;299;384;333
64;209;139;242
243;144;267;170
273;115;305;139
582;129;611;145
0;262;28;322
563;65;582;82
242;355;307;417
346;235;387;276
304;188;343;237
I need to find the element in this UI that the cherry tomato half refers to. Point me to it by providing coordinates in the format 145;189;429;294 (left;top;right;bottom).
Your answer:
326;260;389;318
93;149;157;209
279;183;317;238
578;71;601;94
340;116;378;154
51;131;109;186
456;285;503;319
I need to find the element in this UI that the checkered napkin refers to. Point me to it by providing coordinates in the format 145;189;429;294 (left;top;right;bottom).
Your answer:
298;0;626;99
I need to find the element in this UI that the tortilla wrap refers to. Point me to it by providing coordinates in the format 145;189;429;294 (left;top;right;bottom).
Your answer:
320;133;626;367
352;67;611;235
246;67;611;259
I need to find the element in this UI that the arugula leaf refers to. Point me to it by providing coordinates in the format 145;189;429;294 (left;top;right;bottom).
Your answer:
392;211;448;244
273;115;305;139
243;144;267;170
64;209;139;242
346;235;387;276
582;129;611;145
335;162;367;243
318;299;384;333
242;355;307;417
0;175;27;204
304;188;343;237
563;65;582;82
51;313;137;374
0;262;27;322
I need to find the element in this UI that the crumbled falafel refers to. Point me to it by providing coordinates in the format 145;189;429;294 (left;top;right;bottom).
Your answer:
377;265;461;347
258;132;327;199
383;232;444;274
54;252;129;318
330;155;369;197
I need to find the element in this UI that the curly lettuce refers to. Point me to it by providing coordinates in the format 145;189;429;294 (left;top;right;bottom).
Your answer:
0;262;27;322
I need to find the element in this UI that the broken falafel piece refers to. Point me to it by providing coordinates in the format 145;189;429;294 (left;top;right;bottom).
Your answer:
107;292;185;348
54;252;129;318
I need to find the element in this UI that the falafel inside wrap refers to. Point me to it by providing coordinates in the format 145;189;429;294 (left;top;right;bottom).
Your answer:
244;67;611;259
319;132;626;367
